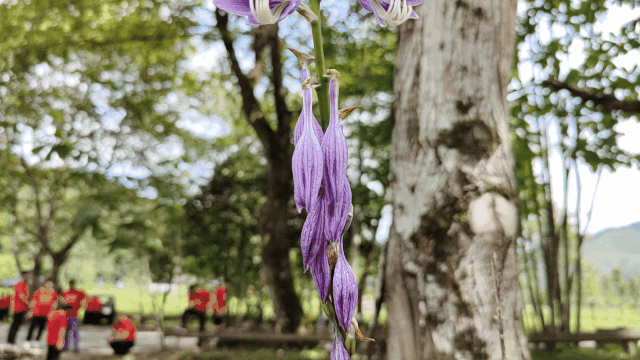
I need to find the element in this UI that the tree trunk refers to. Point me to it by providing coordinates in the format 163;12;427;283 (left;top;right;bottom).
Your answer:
257;157;304;333
386;0;529;358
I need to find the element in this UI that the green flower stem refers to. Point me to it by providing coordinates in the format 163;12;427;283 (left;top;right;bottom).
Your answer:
309;0;330;130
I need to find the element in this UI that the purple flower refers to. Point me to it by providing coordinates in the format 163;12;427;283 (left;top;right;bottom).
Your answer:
330;337;350;360
310;229;331;301
289;49;324;147
332;244;357;330
324;177;352;242
292;77;324;213
358;0;422;26
300;199;324;271
320;70;349;215
214;0;305;25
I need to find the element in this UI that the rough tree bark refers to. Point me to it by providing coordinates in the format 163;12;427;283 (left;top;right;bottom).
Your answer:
216;10;303;333
386;0;530;359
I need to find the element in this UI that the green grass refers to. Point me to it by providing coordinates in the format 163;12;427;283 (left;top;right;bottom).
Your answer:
531;346;640;360
522;304;640;334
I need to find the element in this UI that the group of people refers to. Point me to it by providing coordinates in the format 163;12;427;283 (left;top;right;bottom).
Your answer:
1;271;137;359
179;282;228;346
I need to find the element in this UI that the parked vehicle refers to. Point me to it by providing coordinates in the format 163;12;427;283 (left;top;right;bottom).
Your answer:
83;294;116;325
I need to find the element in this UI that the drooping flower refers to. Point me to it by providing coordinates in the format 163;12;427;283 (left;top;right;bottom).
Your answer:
332;244;358;330
320;69;349;215
358;0;422;27
310;231;331;301
300;199;325;271
213;0;316;25
292;77;324;213
324;177;352;242
289;49;323;146
330;336;350;360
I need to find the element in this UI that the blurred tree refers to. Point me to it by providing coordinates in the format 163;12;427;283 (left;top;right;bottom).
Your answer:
387;0;527;358
512;0;640;333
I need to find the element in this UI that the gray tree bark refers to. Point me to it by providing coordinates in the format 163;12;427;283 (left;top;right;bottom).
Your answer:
385;0;530;359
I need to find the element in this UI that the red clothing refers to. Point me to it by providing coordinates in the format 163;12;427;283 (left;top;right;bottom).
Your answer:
46;310;67;346
13;280;29;312
0;295;11;309
215;287;227;310
86;297;101;311
114;316;136;341
61;289;87;317
32;289;58;316
194;290;210;312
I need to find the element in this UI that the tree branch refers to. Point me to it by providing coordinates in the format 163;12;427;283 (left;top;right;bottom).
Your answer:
266;24;291;137
215;10;276;153
544;79;640;113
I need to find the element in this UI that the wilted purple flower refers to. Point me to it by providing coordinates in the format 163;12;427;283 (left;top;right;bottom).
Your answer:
289;49;324;147
330;336;350;360
320;70;349;214
310;231;331;301
332;244;358;330
324;178;352;242
358;0;422;26
292;77;324;213
213;0;315;25
300;200;325;271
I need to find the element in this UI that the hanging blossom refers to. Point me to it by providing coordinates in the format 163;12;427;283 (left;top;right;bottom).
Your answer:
358;0;423;26
213;0;317;25
321;69;351;243
292;76;324;214
289;49;324;147
330;336;350;360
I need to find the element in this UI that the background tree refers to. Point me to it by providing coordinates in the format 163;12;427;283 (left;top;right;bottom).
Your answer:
386;0;529;358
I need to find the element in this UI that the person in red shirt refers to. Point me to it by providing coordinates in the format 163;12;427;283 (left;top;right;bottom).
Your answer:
60;280;87;352
180;285;210;332
0;291;11;322
27;279;58;343
83;296;102;324
212;282;229;326
108;313;136;355
7;270;30;344
46;300;71;360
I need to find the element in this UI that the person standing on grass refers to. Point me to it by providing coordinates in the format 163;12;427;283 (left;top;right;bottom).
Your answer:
27;279;58;345
7;271;30;344
212;282;228;326
60;280;87;353
0;291;11;322
45;300;69;360
108;313;136;355
180;285;209;332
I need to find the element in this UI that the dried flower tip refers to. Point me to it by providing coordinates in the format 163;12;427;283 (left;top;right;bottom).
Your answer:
296;4;319;22
352;317;375;342
302;77;320;89
324;69;340;79
288;48;316;66
338;106;361;120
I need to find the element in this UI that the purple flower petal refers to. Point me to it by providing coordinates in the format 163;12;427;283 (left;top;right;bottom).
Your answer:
292;85;324;213
330;337;350;360
310;231;331;301
300;200;324;270
321;77;348;210
324;177;351;242
333;244;357;330
213;0;252;15
294;68;323;147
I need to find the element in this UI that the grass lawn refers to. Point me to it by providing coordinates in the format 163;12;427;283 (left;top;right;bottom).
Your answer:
531;346;640;360
522;305;640;334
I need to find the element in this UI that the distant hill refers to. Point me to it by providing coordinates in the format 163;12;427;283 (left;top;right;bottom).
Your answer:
582;221;640;279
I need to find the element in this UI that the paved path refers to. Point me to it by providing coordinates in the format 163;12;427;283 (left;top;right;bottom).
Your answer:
0;322;199;355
